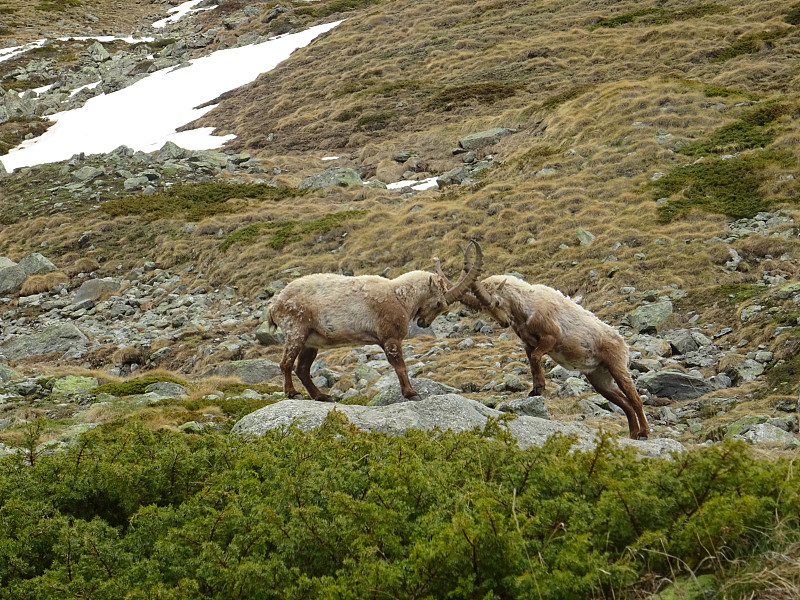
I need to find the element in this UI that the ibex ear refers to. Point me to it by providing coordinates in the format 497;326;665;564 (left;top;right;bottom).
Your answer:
497;279;507;292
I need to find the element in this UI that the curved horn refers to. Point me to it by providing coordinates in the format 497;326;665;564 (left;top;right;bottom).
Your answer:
432;257;453;286
443;240;484;304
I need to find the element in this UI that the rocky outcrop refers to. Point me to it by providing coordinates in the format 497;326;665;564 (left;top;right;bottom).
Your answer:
298;167;362;190
231;395;685;458
0;323;88;361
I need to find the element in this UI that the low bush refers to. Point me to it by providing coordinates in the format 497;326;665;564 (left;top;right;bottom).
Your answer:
650;151;797;222
219;210;368;251
0;418;798;598
100;182;304;221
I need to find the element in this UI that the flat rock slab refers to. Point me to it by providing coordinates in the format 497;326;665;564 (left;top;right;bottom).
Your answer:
232;394;684;458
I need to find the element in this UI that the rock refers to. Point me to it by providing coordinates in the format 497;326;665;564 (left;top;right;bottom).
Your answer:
738;424;798;447
724;359;765;385
661;329;699;355
203;359;281;384
18;252;57;276
298;167;362;190
636;369;715;401
51;376;99;398
86;41;111;62
255;321;284;345
72;277;120;303
0;160;6;177
458;128;514;151
157;141;187;161
0;323;88;360
624;300;673;334
371;377;459;406
556;376;590;398
231;395;685;458
773;281;800;300
723;415;767;439
575;227;595;246
71;165;104;183
0;264;26;295
774;397;798;412
497;396;550;418
354;363;382;384
145;381;187;398
0;364;21;381
436;165;471;187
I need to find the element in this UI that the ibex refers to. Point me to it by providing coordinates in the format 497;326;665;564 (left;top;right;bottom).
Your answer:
267;242;482;402
436;242;650;440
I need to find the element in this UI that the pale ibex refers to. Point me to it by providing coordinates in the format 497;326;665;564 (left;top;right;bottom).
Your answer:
267;242;483;402
436;242;650;440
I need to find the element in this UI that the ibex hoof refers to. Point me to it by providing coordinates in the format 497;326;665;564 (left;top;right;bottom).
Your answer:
407;394;423;402
528;388;544;397
315;395;335;403
289;393;304;400
637;434;649;441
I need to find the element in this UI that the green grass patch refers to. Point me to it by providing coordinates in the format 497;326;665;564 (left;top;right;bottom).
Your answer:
786;5;800;25
357;80;425;97
35;0;81;11
711;28;794;63
678;102;793;157
92;375;186;398
429;81;517;110
590;4;728;30
651;151;797;222
295;0;378;18
0;6;17;14
703;84;754;98
220;210;369;252
333;105;364;122
100;182;304;221
590;7;661;30
540;84;594;110
356;111;393;130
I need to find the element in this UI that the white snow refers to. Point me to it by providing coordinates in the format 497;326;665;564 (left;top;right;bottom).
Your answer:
69;81;102;97
386;176;439;191
0;40;47;64
321;156;340;161
0;21;342;172
153;0;214;29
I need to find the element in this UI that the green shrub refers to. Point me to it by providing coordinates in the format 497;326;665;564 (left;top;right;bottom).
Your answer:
35;0;81;11
219;210;369;251
429;81;517;110
92;375;186;398
711;29;793;63
295;0;378;18
540;84;594;110
356;111;393;130
0;420;798;599
651;151;797;222
100;182;304;221
786;5;800;25
590;7;661;29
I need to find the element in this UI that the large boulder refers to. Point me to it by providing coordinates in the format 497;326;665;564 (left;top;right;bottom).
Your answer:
203;359;281;384
636;369;715;401
0;264;26;295
0;323;88;361
624;301;673;334
18;252;57;276
371;376;460;406
231;395;685;458
72;278;120;304
298;167;362;190
458;127;514;151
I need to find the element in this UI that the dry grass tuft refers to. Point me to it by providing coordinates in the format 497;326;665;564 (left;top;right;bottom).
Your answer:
19;272;68;295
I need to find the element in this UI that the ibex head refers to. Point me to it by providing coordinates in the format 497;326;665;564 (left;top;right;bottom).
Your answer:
416;241;483;328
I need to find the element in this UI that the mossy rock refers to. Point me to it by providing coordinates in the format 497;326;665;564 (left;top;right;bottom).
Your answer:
51;376;99;397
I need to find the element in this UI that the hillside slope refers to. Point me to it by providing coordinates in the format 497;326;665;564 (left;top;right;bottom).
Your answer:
0;0;799;446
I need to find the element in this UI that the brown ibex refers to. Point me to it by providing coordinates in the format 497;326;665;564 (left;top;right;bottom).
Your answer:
267;242;482;402
436;242;650;439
